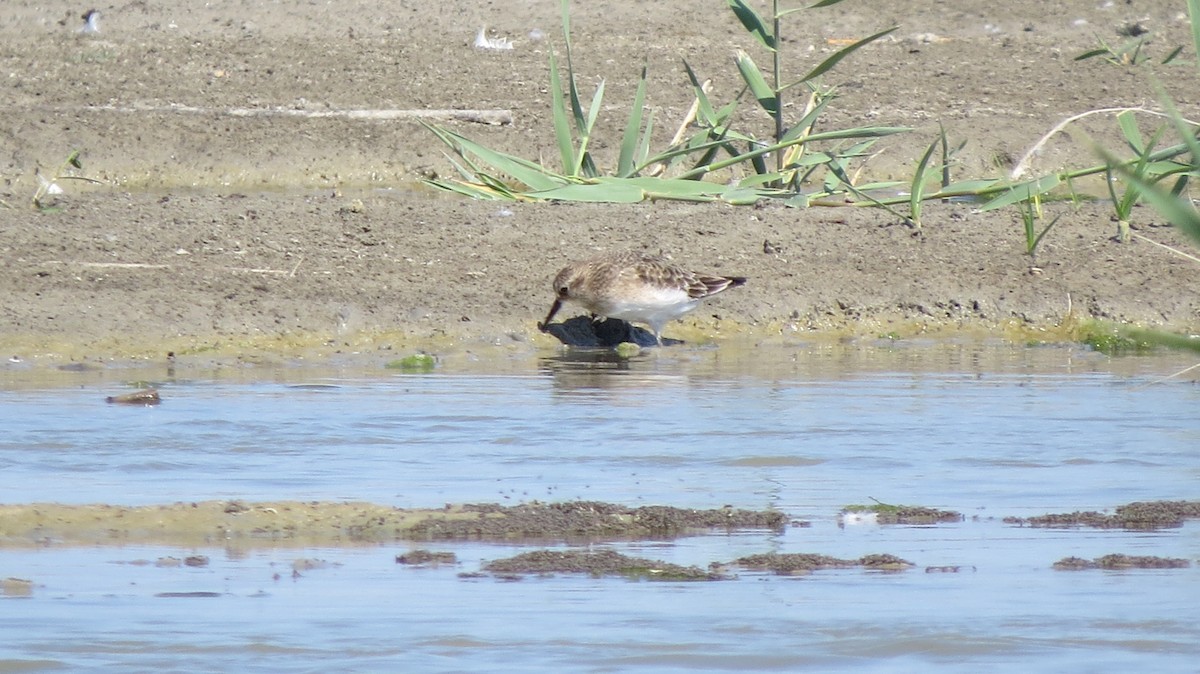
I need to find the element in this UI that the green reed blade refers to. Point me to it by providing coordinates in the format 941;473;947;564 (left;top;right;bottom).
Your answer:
618;66;649;177
727;0;776;51
735;50;778;116
548;51;577;176
980;174;1063;211
786;26;897;88
1117;110;1144;153
1188;0;1200;70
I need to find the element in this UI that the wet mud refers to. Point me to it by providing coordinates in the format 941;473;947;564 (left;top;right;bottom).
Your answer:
1004;500;1200;530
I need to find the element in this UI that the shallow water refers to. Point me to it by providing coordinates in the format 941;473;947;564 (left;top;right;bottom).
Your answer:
2;341;1198;672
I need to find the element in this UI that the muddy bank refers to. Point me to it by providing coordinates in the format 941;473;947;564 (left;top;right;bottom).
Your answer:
0;500;786;548
1;1;1199;361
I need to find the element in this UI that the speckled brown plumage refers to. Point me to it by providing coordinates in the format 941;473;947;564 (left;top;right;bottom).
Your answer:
538;250;746;345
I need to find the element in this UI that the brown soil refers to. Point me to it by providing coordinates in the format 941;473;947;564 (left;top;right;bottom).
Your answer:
1;1;1199;362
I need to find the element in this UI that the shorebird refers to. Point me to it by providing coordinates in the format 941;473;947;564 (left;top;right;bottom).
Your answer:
538;250;747;346
79;9;101;34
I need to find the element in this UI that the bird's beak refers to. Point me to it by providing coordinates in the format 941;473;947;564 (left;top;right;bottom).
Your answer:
538;298;563;332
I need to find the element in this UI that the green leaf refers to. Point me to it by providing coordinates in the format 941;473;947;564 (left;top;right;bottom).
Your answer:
423;122;567;192
791;26;897;86
909;135;940;227
530;181;649;203
1188;0;1200;73
780;94;832;143
1116;110;1144;153
734;50;778;116
547;51;577;176
1102;145;1200;245
573;78;606;176
682;60;719;126
979;174;1063;211
925;179;1005;199
727;0;776;51
1074;48;1109;61
618;66;649;177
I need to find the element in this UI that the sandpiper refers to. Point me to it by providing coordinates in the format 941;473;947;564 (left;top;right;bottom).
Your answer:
538;250;747;346
79;9;101;34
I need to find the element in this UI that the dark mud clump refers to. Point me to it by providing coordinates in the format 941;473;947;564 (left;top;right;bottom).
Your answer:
408;501;787;540
732;552;915;575
482;549;724;581
1005;500;1200;530
395;550;457;565
841;503;964;525
1053;554;1191;570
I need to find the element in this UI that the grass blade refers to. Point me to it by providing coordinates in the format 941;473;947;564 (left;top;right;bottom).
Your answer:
734;50;778;116
548;51;577;175
618;66;649;177
1188;0;1200;71
908;135;940;229
727;0;776;51
1116;110;1144;153
980;174;1063;211
423;122;567;192
789;26;897;86
573;79;606;176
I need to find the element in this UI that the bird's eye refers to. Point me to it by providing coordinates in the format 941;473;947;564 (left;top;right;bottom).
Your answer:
557;286;570;298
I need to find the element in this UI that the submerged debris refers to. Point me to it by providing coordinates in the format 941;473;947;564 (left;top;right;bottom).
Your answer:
105;388;161;405
1005;500;1200;530
396;550;457;566
482;549;723;581
732;552;915;575
1053;554;1191;570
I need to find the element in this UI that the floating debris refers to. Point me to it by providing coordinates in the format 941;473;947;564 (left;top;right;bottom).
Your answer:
105;388;161;405
293;558;337;572
2;577;33;597
396;550;457;566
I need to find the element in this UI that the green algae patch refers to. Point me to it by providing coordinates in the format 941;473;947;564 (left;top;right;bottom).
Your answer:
732;552;915;575
406;501;787;540
0;500;786;548
385;353;437;371
840;502;964;525
482;549;724;581
1053;554;1191;570
1005;500;1200;530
